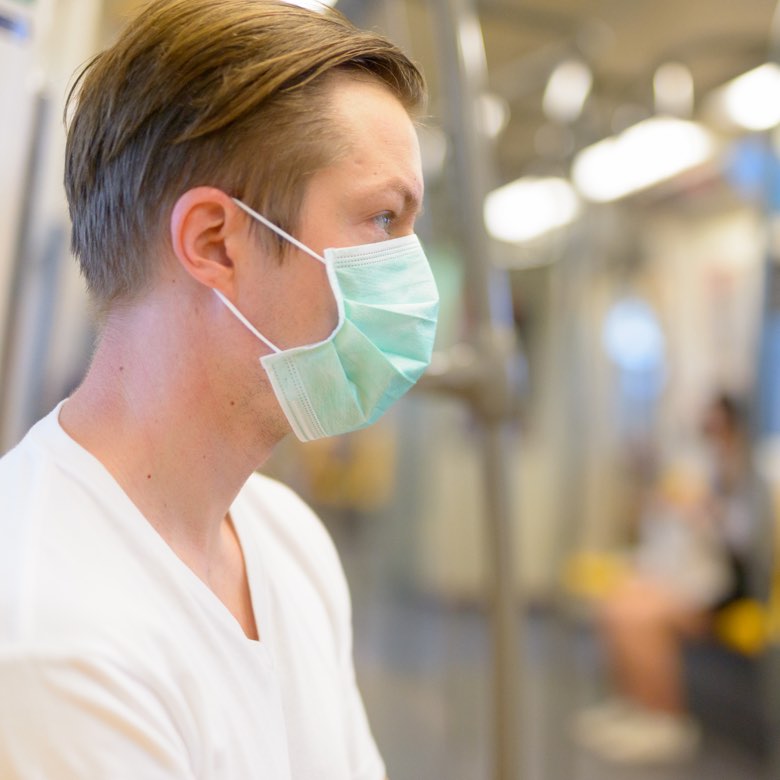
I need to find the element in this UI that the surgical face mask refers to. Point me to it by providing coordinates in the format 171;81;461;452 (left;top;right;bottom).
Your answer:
215;198;439;441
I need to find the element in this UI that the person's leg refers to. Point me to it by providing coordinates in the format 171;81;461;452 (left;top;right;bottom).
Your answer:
572;576;706;763
599;576;706;714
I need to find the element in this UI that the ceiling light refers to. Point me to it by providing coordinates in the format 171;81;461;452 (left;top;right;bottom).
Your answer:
484;177;581;243
572;117;715;202
653;62;694;117
543;59;593;123
710;63;780;131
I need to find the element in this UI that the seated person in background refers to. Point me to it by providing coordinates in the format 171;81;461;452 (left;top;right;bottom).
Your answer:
0;1;439;777
574;394;772;764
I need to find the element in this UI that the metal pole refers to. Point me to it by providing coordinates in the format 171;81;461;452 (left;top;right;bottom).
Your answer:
757;5;780;777
482;421;521;780
428;1;523;778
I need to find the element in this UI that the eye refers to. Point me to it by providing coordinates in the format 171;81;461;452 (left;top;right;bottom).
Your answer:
373;212;394;233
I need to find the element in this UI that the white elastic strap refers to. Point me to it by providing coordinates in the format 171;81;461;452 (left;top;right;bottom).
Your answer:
232;197;326;265
214;289;281;354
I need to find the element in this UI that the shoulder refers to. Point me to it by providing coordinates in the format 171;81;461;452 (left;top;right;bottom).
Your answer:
0;415;70;640
0;417;56;515
236;473;353;649
0;404;85;526
0;408;183;651
238;472;343;572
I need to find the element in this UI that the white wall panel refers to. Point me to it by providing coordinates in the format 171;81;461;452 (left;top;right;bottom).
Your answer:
0;0;101;450
0;0;39;372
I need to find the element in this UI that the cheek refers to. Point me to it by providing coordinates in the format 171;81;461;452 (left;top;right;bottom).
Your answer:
302;262;339;332
274;256;338;346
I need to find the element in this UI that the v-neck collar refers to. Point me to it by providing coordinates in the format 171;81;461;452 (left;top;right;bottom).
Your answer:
43;401;273;652
228;493;274;648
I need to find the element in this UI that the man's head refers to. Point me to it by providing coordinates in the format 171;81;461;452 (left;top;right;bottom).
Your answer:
64;0;425;310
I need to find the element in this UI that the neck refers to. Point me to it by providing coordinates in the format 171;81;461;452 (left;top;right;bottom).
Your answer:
59;290;285;578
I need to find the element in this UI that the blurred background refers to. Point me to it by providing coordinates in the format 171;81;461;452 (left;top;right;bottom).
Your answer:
5;0;780;778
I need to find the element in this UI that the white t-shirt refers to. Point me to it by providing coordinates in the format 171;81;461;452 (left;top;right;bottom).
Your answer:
0;405;385;780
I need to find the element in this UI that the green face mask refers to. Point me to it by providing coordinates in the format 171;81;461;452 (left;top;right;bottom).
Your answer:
215;198;439;441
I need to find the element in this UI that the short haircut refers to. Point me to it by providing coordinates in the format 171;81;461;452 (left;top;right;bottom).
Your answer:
64;0;425;308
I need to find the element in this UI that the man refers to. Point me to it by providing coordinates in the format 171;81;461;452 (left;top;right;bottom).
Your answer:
0;1;438;777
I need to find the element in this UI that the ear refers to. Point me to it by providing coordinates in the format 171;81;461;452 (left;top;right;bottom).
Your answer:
170;187;248;295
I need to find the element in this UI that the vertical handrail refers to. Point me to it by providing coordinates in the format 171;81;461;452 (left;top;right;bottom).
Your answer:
757;4;780;778
429;1;523;778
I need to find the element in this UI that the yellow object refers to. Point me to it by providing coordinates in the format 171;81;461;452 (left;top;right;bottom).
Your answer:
296;423;398;512
713;599;769;656
563;551;630;600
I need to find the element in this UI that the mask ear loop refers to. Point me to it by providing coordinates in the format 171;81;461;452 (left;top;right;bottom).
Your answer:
213;289;281;354
217;198;330;353
232;198;327;265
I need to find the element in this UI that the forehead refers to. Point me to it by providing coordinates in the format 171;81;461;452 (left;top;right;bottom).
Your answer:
322;75;424;208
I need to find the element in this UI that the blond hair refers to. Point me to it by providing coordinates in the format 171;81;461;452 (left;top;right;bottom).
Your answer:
64;0;425;307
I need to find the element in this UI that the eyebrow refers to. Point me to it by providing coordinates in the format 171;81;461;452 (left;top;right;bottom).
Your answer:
373;178;425;217
396;182;425;217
